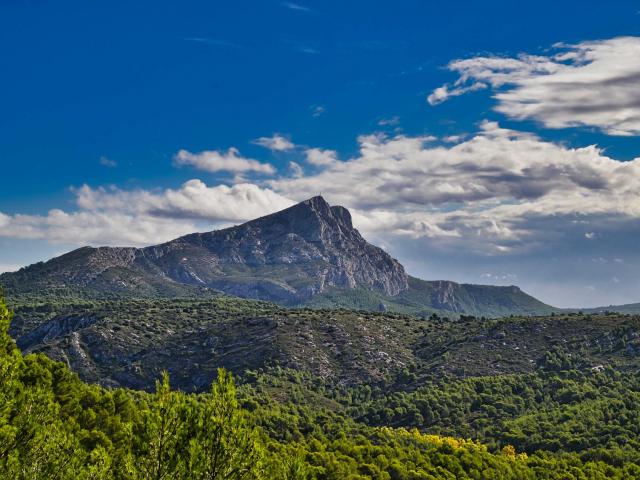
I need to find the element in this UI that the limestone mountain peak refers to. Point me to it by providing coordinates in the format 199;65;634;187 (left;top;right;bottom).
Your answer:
2;197;409;303
228;195;354;240
0;197;553;318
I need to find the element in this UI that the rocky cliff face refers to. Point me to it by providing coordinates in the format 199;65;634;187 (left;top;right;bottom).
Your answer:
1;196;409;303
142;196;408;299
0;196;554;316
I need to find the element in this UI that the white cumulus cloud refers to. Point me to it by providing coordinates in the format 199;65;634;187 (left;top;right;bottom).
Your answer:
0;182;293;246
269;123;640;253
3;123;640;264
305;148;338;166
173;148;276;174
252;134;296;152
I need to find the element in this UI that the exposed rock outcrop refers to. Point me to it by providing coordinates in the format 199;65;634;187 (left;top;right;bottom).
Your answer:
1;196;409;304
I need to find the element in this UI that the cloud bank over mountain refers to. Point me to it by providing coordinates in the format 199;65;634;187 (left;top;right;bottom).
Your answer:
2;121;638;260
3;34;640;307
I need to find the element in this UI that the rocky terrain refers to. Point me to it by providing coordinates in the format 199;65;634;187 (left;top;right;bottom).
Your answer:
1;197;407;302
0;196;555;317
8;296;639;391
305;276;555;318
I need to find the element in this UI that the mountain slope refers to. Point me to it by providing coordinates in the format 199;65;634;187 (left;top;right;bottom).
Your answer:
304;276;556;317
577;302;640;315
0;196;555;317
4;293;638;479
8;296;639;391
1;196;407;303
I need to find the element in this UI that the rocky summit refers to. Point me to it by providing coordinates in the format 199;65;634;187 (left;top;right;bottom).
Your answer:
141;195;409;302
1;196;408;304
0;196;556;317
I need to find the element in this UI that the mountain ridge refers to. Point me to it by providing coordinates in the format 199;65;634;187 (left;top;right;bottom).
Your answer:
0;196;554;317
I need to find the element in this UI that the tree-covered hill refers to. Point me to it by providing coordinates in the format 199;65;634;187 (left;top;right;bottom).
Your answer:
578;302;640;315
7;295;639;391
2;291;640;479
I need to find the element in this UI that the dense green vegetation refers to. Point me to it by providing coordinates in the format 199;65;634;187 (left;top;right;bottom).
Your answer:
8;294;640;392
3;291;640;478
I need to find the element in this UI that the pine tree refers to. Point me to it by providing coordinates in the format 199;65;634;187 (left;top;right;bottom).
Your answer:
135;372;188;480
0;292;84;479
187;369;264;480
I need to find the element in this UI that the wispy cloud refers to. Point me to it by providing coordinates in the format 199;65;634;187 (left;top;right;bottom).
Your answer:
173;148;276;174
183;37;242;48
295;45;319;54
99;156;117;168
310;104;326;118
282;38;319;55
288;161;304;178
282;2;312;12
429;36;640;136
378;116;400;126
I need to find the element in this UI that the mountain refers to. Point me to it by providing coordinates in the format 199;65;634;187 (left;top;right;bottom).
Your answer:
576;303;640;315
304;276;555;318
0;196;554;317
1;196;406;302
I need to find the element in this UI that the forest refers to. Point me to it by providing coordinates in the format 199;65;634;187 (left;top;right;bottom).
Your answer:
2;292;640;479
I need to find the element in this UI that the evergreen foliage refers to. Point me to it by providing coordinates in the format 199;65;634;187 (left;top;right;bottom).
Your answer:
2;292;640;478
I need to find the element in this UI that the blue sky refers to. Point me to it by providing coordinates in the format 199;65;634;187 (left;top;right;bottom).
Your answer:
2;0;640;307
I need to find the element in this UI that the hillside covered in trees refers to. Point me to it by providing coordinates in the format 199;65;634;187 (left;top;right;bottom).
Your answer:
6;294;640;392
3;291;640;479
